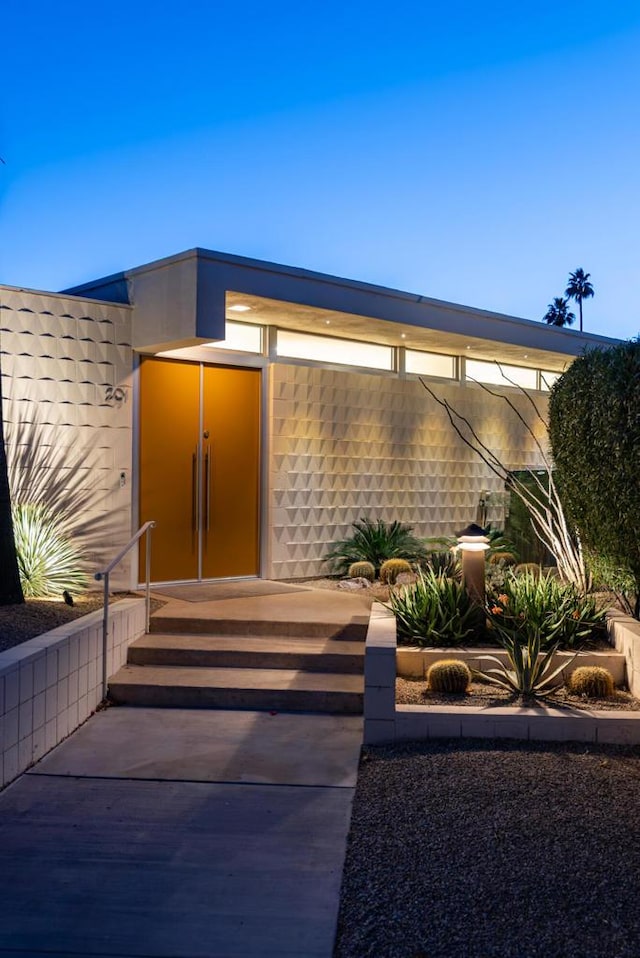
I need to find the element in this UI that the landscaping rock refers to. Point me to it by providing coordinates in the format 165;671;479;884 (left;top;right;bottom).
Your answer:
337;577;371;591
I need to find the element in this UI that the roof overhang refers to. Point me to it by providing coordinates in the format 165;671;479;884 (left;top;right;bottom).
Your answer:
65;248;620;370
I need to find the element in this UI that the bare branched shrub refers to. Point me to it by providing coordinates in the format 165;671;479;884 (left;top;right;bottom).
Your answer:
419;369;590;593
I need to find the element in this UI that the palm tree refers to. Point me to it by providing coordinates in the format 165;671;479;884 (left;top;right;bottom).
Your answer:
543;297;576;327
0;369;24;605
565;268;594;332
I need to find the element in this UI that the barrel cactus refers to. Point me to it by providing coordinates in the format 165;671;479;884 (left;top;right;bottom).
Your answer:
427;659;471;693
380;558;412;585
348;561;375;580
568;666;614;698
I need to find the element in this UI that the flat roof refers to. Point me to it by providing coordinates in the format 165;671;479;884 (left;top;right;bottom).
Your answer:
65;248;620;371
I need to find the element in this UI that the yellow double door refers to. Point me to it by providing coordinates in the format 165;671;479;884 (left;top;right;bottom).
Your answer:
139;358;261;583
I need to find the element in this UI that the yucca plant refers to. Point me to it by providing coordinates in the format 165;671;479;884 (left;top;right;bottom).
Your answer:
6;409;118;569
12;503;89;598
388;566;484;647
486;570;607;651
324;517;427;577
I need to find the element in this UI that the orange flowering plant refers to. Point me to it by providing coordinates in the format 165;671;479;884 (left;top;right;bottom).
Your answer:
485;570;607;651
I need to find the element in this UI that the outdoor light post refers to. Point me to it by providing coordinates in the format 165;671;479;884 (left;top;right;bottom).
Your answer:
456;523;490;605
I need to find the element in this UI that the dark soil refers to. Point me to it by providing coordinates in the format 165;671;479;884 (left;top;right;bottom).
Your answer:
0;594;164;653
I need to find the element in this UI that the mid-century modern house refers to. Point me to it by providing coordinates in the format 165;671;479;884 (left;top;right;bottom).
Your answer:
0;248;619;588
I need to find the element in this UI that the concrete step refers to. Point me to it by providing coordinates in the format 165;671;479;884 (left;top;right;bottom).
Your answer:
149;615;368;640
108;665;364;714
127;633;364;674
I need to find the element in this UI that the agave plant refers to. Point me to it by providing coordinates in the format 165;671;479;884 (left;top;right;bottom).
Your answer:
472;630;570;697
424;549;461;580
12;503;89;598
324;517;427;577
387;566;484;647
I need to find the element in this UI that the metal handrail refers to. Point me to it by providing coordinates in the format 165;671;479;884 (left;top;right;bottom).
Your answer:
95;520;156;698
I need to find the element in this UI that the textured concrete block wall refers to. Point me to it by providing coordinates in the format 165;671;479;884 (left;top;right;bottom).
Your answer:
0;287;134;587
608;612;640;698
269;364;548;579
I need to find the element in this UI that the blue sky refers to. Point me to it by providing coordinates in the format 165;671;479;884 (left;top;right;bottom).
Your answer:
2;1;639;339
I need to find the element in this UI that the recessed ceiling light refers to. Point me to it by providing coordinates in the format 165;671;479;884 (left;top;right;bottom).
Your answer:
466;346;472;350
400;333;406;339
325;319;331;325
523;353;528;359
228;304;252;313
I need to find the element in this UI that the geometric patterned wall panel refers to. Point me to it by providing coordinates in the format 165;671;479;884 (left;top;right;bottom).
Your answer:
268;363;548;579
0;286;134;587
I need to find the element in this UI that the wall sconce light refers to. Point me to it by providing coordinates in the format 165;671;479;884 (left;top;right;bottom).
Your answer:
456;522;490;605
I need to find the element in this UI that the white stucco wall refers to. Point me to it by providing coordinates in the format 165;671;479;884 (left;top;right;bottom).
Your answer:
0;287;134;588
268;363;548;579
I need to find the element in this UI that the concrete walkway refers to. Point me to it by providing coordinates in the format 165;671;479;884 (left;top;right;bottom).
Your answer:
0;707;363;958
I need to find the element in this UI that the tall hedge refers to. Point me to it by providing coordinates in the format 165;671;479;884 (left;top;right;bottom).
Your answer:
548;340;640;611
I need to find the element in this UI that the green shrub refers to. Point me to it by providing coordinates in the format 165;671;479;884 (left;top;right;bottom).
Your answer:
568;666;615;698
388;567;484;647
586;550;637;616
379;558;412;584
487;571;607;651
348;561;375;580
427;659;471;693
12;503;89;598
548;340;640;617
324;518;427;577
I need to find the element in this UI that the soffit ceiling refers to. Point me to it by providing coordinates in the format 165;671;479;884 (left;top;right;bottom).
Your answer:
225;291;574;373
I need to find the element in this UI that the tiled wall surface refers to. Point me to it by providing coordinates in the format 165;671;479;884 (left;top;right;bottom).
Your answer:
269;364;549;579
0;286;134;587
0;598;146;789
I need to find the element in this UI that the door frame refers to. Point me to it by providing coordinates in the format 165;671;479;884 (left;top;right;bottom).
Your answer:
131;351;269;587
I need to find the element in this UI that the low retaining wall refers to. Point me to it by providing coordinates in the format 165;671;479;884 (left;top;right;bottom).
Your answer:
397;646;626;685
0;598;146;789
608;610;640;698
364;603;640;747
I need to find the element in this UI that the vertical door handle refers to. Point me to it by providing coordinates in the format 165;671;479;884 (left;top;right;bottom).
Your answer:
204;445;211;532
191;449;197;532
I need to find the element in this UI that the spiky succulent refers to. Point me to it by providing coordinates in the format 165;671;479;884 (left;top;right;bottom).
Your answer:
379;558;412;585
388;566;484;647
12;503;89;598
348;561;375;580
427;659;471;693
568;666;614;698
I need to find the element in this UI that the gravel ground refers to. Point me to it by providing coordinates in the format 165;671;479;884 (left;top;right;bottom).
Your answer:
334;738;640;958
396;677;640;712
